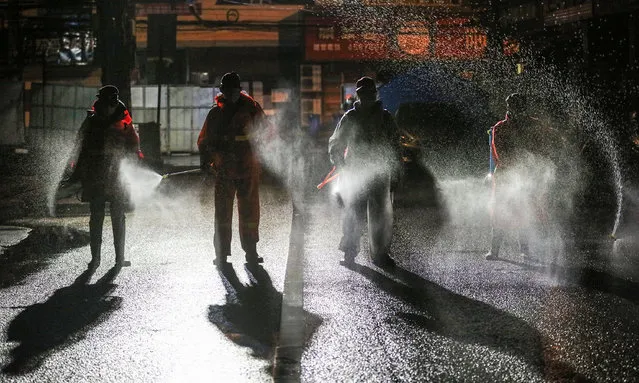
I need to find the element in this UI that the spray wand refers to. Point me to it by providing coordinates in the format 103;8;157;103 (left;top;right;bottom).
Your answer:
161;168;203;179
161;162;216;180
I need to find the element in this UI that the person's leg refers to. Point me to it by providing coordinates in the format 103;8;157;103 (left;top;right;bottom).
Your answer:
518;228;530;257
486;178;505;260
339;193;365;263
89;198;106;269
368;176;394;266
110;199;127;266
237;174;262;263
485;227;505;260
214;177;236;265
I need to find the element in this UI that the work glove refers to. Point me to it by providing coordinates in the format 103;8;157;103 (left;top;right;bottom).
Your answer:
200;150;212;172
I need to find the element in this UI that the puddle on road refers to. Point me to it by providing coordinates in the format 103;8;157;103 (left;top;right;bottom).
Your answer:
0;225;90;288
0;226;32;249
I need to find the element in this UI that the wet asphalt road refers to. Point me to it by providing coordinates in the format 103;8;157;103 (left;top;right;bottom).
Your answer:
0;178;291;382
1;174;639;382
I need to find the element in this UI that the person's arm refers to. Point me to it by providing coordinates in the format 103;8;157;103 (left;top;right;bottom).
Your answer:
384;111;402;190
328;113;350;167
121;109;141;157
198;108;216;170
491;122;503;169
385;111;402;162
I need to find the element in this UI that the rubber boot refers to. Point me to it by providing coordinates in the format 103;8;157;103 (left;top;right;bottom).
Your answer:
88;202;104;270
112;211;127;268
519;231;531;259
485;229;504;260
89;240;101;270
244;242;263;265
339;236;358;264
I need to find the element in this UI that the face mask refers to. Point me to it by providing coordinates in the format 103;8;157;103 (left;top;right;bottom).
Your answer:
223;89;241;103
230;89;241;103
358;93;377;107
106;104;117;116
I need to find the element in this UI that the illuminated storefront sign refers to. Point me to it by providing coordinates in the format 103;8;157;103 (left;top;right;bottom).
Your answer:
434;19;487;59
305;18;389;60
362;0;462;6
136;2;202;16
305;17;486;61
397;22;431;56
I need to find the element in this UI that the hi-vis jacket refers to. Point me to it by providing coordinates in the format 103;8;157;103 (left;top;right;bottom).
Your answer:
72;101;140;202
198;92;265;179
491;112;562;172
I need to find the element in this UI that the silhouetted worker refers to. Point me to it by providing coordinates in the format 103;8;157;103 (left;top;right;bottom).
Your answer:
328;76;401;268
198;72;266;267
485;93;560;260
68;85;141;270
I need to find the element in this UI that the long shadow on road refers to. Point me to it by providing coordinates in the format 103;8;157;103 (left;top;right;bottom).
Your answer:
209;264;283;360
208;264;321;373
2;267;122;376
343;262;588;382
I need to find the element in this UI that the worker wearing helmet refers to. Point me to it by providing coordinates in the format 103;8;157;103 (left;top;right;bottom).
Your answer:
486;93;561;260
198;72;266;267
328;76;402;268
68;85;141;270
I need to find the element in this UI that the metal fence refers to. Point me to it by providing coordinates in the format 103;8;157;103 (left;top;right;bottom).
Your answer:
28;83;218;153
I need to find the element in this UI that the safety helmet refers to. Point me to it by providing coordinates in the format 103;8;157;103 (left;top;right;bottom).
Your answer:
96;85;120;106
220;72;241;90
355;76;376;95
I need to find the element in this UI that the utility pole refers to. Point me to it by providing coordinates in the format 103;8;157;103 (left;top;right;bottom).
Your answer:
96;0;135;112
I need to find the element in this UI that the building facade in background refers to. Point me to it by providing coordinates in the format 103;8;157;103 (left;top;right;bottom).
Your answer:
495;0;639;115
2;0;638;150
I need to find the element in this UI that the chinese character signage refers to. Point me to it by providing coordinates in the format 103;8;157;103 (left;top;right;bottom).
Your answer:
305;17;487;61
136;2;202;16
362;0;462;5
305;18;389;61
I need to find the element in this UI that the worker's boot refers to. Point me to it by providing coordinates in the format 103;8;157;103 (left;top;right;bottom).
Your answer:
339;236;360;264
244;242;263;265
520;239;531;259
113;214;128;268
88;212;103;270
372;253;396;269
88;240;101;270
214;254;229;268
485;229;504;261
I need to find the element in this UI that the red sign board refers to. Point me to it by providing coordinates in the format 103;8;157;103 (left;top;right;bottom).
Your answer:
435;26;487;59
136;3;202;17
305;17;487;61
305;18;389;61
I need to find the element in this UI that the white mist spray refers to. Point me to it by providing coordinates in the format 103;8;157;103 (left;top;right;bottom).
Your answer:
119;159;163;209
